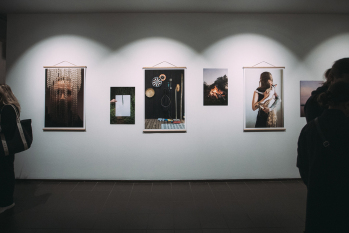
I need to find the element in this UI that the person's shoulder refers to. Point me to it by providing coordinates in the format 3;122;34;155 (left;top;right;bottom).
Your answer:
310;85;328;96
300;120;317;136
2;104;13;111
1;105;17;115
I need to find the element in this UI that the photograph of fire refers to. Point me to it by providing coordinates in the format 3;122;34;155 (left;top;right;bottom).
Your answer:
300;81;323;117
203;68;228;106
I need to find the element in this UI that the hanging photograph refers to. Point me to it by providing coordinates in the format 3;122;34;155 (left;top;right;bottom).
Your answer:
300;81;323;117
203;68;228;106
143;68;186;132
44;67;86;130
110;87;135;124
244;67;285;131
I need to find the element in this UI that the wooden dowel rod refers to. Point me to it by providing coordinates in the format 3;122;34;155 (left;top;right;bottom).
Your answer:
143;129;187;133
43;66;87;68
143;67;186;69
244;128;286;132
43;128;86;131
243;67;285;69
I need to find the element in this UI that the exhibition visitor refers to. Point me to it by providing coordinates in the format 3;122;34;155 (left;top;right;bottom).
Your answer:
0;84;20;214
297;80;349;232
304;57;349;122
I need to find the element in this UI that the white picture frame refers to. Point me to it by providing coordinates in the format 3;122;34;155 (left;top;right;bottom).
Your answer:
243;67;285;132
143;67;187;133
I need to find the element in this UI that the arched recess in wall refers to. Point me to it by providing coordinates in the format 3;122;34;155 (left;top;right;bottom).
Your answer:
6;35;109;118
303;33;349;79
106;37;199;68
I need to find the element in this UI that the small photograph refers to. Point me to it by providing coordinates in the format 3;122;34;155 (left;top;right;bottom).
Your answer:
244;68;284;131
203;68;228;106
144;69;185;132
300;81;323;117
115;95;131;116
110;87;135;124
44;68;85;130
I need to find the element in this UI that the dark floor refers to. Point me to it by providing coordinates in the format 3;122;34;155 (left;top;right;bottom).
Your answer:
0;180;307;233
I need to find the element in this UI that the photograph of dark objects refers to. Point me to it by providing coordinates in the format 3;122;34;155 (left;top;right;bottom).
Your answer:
203;68;228;106
110;87;135;124
144;69;185;131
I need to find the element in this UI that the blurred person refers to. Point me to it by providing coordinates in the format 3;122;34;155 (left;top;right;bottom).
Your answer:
297;80;349;232
0;84;20;214
305;58;349;122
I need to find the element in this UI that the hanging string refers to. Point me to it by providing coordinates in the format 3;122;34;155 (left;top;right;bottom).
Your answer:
252;61;276;67
53;61;78;66
152;61;177;67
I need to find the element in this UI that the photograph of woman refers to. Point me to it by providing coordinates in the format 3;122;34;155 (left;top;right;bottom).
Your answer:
244;68;284;131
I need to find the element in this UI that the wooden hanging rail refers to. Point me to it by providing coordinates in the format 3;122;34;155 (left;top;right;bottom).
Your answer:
244;61;285;69
143;67;187;69
243;67;285;69
244;128;286;132
44;61;86;68
44;66;87;68
143;61;186;69
43;128;86;131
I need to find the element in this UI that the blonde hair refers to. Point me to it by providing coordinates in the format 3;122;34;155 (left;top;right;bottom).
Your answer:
0;84;21;112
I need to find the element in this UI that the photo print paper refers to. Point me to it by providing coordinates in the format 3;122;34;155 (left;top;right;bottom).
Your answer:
44;68;85;130
115;95;131;116
300;81;323;117
110;87;135;124
244;68;285;131
144;69;186;132
203;68;228;106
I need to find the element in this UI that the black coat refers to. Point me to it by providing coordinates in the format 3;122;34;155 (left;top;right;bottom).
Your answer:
1;105;17;140
304;85;328;123
297;109;349;232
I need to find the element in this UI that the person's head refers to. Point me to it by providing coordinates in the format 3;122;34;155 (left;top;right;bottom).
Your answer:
322;68;332;86
323;58;349;86
0;84;21;112
259;72;273;89
318;80;349;116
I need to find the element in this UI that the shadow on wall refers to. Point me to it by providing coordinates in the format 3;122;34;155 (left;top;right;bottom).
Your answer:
6;14;349;71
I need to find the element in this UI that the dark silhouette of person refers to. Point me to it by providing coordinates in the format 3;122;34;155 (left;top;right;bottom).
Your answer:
305;58;349;123
297;80;349;232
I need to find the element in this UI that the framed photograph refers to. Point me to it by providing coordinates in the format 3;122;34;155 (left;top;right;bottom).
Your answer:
244;67;285;131
143;67;186;133
300;81;323;117
203;68;228;106
110;87;135;124
44;67;86;131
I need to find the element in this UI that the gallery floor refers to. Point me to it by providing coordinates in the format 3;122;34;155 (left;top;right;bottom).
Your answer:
0;180;306;233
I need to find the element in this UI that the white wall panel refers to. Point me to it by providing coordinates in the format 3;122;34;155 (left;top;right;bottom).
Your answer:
5;13;349;180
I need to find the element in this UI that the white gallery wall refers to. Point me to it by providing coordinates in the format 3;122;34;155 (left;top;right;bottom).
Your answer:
5;13;349;180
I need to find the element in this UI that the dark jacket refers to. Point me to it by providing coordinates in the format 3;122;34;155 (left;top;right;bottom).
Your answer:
297;109;349;232
304;85;328;123
1;105;17;140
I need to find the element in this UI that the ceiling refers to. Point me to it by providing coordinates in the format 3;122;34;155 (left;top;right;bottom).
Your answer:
1;0;349;14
